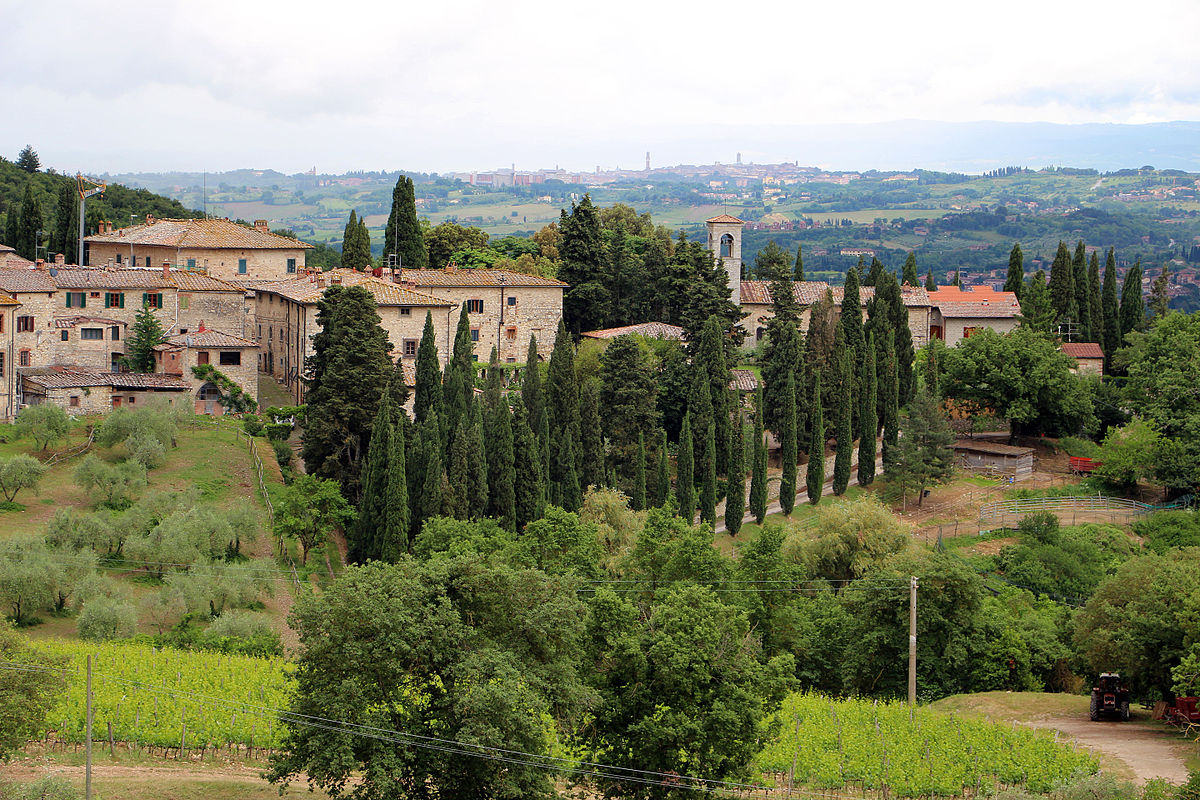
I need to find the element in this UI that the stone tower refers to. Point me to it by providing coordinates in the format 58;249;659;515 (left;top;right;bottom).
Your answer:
706;213;744;306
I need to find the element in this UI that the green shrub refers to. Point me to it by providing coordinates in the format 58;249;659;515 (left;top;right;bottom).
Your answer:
264;423;292;441
77;596;137;641
1134;510;1200;554
199;610;283;657
125;432;166;469
271;438;293;476
241;414;264;437
1057;436;1100;458
1;774;82;800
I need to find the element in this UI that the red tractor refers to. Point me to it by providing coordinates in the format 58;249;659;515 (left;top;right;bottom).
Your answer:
1090;673;1130;721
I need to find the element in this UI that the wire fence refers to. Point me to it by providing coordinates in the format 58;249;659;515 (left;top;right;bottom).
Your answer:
978;494;1195;532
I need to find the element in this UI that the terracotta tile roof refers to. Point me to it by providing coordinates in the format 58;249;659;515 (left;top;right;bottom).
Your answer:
706;213;745;224
53;268;171;289
107;373;192;390
160;330;258;349
929;288;1021;319
729;369;759;392
85;218;312;251
21;369;112;389
0;244;14;254
0;291;18;306
0;268;57;292
170;271;245;292
740;281;930;308
399;268;566;288
21;365;191;390
55;316;125;328
1061;342;1104;359
581;321;685;340
259;270;454;306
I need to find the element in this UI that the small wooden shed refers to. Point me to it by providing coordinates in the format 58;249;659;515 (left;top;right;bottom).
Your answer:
952;439;1034;481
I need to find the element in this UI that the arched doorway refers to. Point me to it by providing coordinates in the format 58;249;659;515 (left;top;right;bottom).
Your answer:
197;382;222;415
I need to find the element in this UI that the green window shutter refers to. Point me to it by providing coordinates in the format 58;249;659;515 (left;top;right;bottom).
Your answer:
143;293;149;307
104;294;110;309
79;294;86;309
65;294;72;309
119;293;125;308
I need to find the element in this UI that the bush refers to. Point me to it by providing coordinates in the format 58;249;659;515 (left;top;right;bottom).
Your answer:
1057;436;1100;458
77;596;137;641
199;610;283;657
95;405;179;452
242;414;264;437
1134;510;1200;554
1;774;82;800
271;438;293;475
264;423;292;441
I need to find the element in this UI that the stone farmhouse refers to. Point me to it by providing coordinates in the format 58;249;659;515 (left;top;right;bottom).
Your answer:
153;329;260;414
925;286;1022;347
85;217;311;281
19;367;192;415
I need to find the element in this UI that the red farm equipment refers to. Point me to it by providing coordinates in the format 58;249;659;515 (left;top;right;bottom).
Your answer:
1090;673;1131;721
1070;456;1101;475
1155;696;1200;737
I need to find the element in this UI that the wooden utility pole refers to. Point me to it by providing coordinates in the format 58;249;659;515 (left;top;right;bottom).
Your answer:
85;654;93;800
908;576;918;705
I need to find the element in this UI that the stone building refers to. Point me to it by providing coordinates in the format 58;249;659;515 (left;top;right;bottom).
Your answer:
1060;342;1105;376
705;214;744;306
52;317;128;372
395;267;567;363
85;217;311;281
738;281;932;349
153;329;259;414
19;367;191;415
926;286;1021;347
0;290;19;421
245;269;456;404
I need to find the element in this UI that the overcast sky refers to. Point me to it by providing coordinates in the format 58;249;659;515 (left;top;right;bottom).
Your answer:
5;0;1200;175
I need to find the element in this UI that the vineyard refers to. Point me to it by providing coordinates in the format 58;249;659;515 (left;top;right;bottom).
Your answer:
35;640;294;750
755;694;1098;796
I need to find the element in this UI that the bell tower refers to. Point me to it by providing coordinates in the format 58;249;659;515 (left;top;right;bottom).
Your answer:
706;213;744;306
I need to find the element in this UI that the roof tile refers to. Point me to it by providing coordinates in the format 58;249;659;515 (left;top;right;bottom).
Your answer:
85;218;312;250
581;321;685;340
399;268;566;288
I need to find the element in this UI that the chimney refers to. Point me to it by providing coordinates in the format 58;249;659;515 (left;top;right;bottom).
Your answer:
331;273;342;285
254;219;269;233
35;258;45;270
163;260;170;280
54;253;65;266
145;214;155;226
446;261;457;273
198;320;206;332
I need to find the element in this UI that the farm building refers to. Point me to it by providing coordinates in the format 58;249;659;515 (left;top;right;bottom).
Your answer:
1060;342;1105;376
952;439;1034;481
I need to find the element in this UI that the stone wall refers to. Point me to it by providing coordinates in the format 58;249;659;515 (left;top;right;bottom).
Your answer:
431;285;561;363
43;385;113;416
10;290;59;369
739;301;931;350
88;244;307;282
938;315;1017;348
51;322;126;371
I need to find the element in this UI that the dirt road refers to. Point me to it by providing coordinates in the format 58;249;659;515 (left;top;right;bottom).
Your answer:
1028;711;1192;785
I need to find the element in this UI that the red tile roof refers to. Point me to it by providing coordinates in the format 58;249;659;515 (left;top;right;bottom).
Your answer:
55;316;125;328
21;367;190;391
158;330;258;349
1060;342;1104;359
581;321;685;340
258;270;454;306
50;268;243;292
706;214;745;224
85;218;312;250
400;268;566;288
0;268;57;292
729;369;759;392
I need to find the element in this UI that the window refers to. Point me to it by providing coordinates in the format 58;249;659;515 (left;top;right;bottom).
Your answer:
69;395;80;407
65;292;87;308
142;293;163;309
16;316;34;332
104;292;124;308
219;351;241;366
403;339;418;357
111;353;121;372
506;295;516;306
506;356;516;363
61;330;69;342
238;258;248;274
186;258;196;269
197;351;210;365
179;294;190;310
110;326;120;341
0;315;3;333
466;299;483;314
128;396;135;404
470;328;480;342
89;291;100;298
257;324;261;339
0;352;4;377
116;253;122;264
179;328;188;334
400;307;411;316
81;328;103;340
286;258;296;274
963;326;980;339
756;327;765;342
505;326;517;340
18;350;31;367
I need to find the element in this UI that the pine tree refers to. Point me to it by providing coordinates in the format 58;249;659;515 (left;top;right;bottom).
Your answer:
352;390;393;562
1072;241;1090;338
858;332;878;487
779;369;797;516
793;244;805;281
631;432;647;511
881;330;900;473
925;269;936;292
654;428;670;508
579;377;605;492
832;349;853;495
380;420;409;561
341;210;371;271
890;387;955;509
1004;243;1024;299
413;312;442;424
901;252;919;287
17;183;42;261
467;401;489;517
1101;249;1121;359
123;303;167;373
1021;270;1055;333
513;402;545;530
383;175;427;269
1048;241;1077;324
1149;264;1171;320
1119;259;1144;335
484;349;516;530
698;409;717;525
1087;251;1103;342
675;411;695;521
54;182;78;264
805;380;824;506
724;410;745;535
16;145;39;173
749;388;768;524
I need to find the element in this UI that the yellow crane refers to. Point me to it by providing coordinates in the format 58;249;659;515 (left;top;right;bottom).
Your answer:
76;173;105;266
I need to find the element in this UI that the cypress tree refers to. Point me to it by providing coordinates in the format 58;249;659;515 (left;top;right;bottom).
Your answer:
380;420;409;561
443;303;475;436
653;428;670;508
839;265;864;357
698;409;717;525
352;389;393;562
881;330;900;473
484;349;516;530
5;204;19;253
1048;241;1076;324
631;432;647;511
557;429;582;512
16;183;42;262
688;369;714;497
724;410;745;535
749;388;768;524
418;427;444;527
858;332;878;487
1149;264;1171;320
445;416;470;520
676;411;695;521
805;380;824;506
522;335;545;445
383;175;427;269
793;244;805;281
406;419;427;538
832;349;853;495
54;182;78;264
876;272;915;406
779;369;797;516
952;269;961;288
693;316;732;478
1004;243;1024;299
1101;249;1121;359
925;269;936;292
341;210;371;271
579;378;605;492
1087;251;1103;343
546;320;580;497
466;401;489;517
865;257;884;287
513;402;544;530
901;252;919;287
539;413;551;490
1073;241;1090;337
413;312;442;424
1119;258;1144;335
1021;270;1056;333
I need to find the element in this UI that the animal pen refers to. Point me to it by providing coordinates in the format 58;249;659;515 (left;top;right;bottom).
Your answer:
952;440;1034;482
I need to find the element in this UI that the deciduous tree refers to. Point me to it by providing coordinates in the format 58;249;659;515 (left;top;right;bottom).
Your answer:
275;474;355;565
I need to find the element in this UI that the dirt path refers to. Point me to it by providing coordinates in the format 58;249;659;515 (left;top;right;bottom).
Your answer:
1028;711;1192;785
